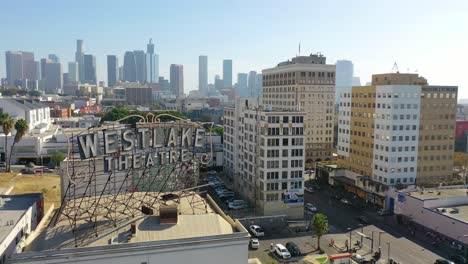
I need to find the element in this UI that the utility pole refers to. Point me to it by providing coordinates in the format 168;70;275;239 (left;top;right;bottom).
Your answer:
386;242;391;261
371;231;374;253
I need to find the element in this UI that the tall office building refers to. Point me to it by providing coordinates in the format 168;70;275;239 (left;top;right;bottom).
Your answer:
255;74;263;96
123;51;137;82
170;64;184;97
75;39;85;82
40;58;49;80
236;73;248;97
337;73;457;186
107;55;119;87
134;50;146;83
83;55;97;84
223;59;232;88
5;51;38;87
44;62;63;93
68;62;79;83
335;60;354;103
247;71;257;97
198;55;208;96
263;54;336;162
146;39;158;83
214;75;223;91
223;98;306;218
48;54;60;63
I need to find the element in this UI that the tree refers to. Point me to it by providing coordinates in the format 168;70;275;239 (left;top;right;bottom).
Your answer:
209;126;224;135
0;113;14;171
8;119;29;170
50;152;65;168
311;213;329;251
28;90;42;97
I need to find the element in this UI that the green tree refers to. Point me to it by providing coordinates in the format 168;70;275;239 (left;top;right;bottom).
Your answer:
100;107;143;125
50;152;65;168
209;126;224;135
28;90;42;97
311;213;329;251
0;113;14;171
8;119;29;170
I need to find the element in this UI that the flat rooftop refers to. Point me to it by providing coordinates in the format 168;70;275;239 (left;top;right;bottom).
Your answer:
438;205;468;223
407;188;468;200
0;194;41;246
26;192;241;252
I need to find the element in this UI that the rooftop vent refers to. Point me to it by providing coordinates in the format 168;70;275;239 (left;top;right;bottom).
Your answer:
160;204;178;224
141;206;153;215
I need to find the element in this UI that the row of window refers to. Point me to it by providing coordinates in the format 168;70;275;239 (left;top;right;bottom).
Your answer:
266;181;303;191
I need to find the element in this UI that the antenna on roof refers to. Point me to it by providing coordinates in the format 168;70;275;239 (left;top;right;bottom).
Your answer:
298;42;301;56
392;62;399;73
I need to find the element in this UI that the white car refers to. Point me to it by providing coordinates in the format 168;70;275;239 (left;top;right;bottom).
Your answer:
250;238;259;249
207;170;217;175
274;244;291;259
228;200;246;210
305;203;317;212
249;225;264;237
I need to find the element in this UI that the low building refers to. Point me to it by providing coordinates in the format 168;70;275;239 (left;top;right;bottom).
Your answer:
456;120;468;152
0;193;44;263
394;187;468;245
0;97;50;133
125;87;153;106
10;193;249;264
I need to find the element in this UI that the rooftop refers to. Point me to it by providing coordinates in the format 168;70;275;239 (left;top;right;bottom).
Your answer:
437;205;468;224
407;188;468;200
0;194;42;246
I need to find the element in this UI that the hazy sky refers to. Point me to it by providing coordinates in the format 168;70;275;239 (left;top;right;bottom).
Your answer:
1;0;467;97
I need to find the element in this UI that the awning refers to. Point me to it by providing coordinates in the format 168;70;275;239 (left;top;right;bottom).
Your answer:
333;176;356;186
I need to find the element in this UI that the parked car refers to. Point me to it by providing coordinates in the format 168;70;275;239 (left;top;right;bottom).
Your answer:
0;162;6;168
250;238;259;249
249;225;264;237
304;187;315;193
356;216;369;224
377;209;392;216
207;170;217;175
449;255;467;264
228;200;246;210
333;194;343;200
285;242;301;257
20;168;35;174
219;191;235;198
43;168;54;173
305;203;317;212
215;188;228;195
435;259;455;264
274;244;291;259
340;198;350;204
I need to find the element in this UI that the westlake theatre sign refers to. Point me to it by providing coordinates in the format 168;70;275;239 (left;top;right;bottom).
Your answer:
77;124;209;172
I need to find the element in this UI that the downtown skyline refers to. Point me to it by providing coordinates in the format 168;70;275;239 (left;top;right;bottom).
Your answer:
0;0;467;97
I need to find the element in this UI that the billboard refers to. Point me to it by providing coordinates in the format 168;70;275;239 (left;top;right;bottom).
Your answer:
283;189;304;204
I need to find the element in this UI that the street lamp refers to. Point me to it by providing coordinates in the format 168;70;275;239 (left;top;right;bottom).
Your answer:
378;231;386;247
347;227;352;252
387;242;391;261
359;224;364;244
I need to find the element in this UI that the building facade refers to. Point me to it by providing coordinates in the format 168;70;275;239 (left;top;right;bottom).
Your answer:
123;51;137;82
67;62;79;84
44;62;63;94
335;60;354;103
107;55;119;88
337;73;457;186
236;73;248;97
224;98;305;218
83;54;97;85
170;64;184;98
263;54;336;162
223;59;232;88
198;55;208;96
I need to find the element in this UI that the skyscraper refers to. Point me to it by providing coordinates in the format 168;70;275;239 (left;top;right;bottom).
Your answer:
247;71;257;97
123;51;137;82
68;62;79;83
40;58;50;80
44;62;63;93
223;59;232;88
83;54;97;84
134;50;146;83
75;39;85;82
198;55;208;96
262;53;336;162
236;73;248;97
48;54;60;63
335;60;354;103
255;73;263;96
107;55;119;87
146;39;158;83
5;51;37;87
170;64;184;97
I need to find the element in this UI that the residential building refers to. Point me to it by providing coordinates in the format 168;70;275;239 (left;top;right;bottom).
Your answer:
134;50;146;83
223;98;305;218
335;60;354;103
75;39;85;82
67;62;79;84
263;54;336;162
125;86;153;106
223;59;232;88
0;193;44;264
107;55;119;88
44;62;63;94
170;64;184;98
199;55;208;96
83;54;97;84
337;72;457;187
123;51;137;82
236;73;248;97
146;39;158;83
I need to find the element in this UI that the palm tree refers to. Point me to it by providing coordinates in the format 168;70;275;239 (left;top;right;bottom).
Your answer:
8;119;29;171
0;113;14;171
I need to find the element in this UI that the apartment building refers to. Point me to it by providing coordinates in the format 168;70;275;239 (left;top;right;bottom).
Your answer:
224;98;305;218
337;73;457;186
262;53;335;162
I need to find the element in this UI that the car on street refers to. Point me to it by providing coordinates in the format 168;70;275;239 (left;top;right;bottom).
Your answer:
207;170;217;175
435;259;455;264
377;209;392;216
340;198;350;204
250;238;259;249
285;242;301;257
228;200;246;210
274;244;291;259
249;225;264;237
449;255;467;264
305;203;317;212
219;191;235;198
304;187;315;193
225;197;236;205
356;215;369;224
215;188;227;195
333;194;342;200
43;168;54;173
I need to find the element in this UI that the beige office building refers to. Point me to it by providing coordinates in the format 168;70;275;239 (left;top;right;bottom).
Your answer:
262;54;335;162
